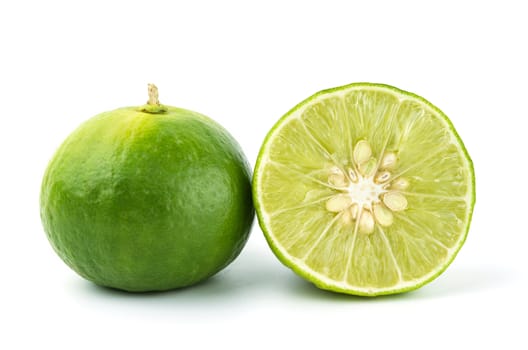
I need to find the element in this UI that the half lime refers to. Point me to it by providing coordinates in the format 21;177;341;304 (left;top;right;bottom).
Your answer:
253;83;475;296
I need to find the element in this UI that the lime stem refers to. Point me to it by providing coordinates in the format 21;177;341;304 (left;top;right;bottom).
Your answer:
140;84;167;113
147;84;161;105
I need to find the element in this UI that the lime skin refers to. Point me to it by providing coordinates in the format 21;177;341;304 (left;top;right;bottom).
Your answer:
40;106;254;292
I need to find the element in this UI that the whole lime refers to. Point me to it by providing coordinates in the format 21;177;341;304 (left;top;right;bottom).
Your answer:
40;85;254;292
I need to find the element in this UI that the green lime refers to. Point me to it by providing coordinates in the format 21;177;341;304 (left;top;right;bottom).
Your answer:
40;84;254;292
253;83;475;296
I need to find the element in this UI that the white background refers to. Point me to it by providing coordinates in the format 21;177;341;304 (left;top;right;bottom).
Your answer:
1;1;526;349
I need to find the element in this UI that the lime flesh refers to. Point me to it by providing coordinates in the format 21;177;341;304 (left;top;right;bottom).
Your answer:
41;106;254;292
253;83;475;296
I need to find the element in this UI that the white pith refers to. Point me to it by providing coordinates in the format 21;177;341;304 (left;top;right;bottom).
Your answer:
256;85;475;295
347;174;386;209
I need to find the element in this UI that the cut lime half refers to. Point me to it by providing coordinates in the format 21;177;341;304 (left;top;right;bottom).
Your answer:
253;83;475;296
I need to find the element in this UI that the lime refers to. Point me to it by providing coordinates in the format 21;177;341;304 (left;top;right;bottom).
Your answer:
253;83;475;296
40;84;254;292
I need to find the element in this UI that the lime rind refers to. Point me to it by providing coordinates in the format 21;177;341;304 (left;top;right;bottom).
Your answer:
253;82;475;296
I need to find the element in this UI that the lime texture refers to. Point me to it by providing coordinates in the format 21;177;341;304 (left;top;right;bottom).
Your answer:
253;83;475;296
41;103;254;292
